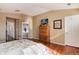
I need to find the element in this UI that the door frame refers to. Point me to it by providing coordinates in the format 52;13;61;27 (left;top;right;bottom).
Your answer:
6;17;16;42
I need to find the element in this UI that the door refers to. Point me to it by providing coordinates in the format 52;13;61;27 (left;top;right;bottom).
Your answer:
6;18;16;42
22;22;29;39
65;15;79;47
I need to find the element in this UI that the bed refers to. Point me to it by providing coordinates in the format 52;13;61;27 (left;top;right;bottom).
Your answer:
0;39;53;55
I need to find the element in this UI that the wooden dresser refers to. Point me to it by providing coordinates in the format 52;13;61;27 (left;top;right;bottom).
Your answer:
39;25;50;43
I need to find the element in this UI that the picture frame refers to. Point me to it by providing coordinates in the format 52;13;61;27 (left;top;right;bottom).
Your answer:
53;20;62;29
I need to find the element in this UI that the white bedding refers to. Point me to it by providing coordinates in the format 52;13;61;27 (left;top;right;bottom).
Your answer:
0;39;53;55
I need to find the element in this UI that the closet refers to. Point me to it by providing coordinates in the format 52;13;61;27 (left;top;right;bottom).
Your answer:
65;15;79;47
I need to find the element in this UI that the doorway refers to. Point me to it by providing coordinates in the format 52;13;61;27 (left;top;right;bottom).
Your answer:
6;17;16;42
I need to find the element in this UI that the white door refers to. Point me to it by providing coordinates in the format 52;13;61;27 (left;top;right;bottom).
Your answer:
65;15;79;47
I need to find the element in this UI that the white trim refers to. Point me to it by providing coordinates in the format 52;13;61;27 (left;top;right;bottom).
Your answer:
50;41;65;46
33;37;39;40
65;44;79;48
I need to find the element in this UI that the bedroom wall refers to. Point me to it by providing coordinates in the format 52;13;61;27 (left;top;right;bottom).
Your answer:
0;12;33;43
33;8;79;45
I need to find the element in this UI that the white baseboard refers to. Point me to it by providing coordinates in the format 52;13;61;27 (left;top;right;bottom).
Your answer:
65;44;79;48
50;41;65;46
32;37;39;40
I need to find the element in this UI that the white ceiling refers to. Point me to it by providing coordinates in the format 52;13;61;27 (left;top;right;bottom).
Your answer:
0;3;79;16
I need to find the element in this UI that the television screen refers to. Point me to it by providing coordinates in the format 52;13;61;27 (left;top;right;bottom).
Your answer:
41;18;48;25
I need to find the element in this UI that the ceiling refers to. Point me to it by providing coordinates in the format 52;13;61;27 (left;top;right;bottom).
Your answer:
0;3;79;16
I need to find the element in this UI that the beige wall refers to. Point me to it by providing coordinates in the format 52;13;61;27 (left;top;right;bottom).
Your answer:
0;12;33;43
33;8;79;45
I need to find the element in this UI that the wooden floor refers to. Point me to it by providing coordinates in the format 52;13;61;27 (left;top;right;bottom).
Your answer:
30;39;79;55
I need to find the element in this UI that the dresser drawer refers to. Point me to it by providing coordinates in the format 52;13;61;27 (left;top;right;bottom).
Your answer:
39;25;50;43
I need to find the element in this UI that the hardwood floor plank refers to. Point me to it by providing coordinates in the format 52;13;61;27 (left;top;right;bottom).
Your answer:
28;39;79;55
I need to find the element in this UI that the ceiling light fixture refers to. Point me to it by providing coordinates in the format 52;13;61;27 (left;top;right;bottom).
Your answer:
15;10;20;12
67;3;71;6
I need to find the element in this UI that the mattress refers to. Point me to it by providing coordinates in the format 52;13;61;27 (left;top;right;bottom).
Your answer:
0;39;53;55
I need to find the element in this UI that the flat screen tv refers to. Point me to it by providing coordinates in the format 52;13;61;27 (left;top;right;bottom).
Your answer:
41;18;48;25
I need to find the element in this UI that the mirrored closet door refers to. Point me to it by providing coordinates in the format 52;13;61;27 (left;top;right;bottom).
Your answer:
6;17;16;42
